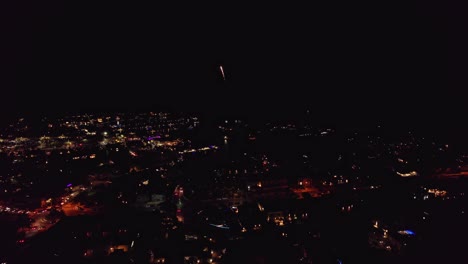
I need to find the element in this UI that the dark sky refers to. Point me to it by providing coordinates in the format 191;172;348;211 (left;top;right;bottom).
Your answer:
1;2;459;124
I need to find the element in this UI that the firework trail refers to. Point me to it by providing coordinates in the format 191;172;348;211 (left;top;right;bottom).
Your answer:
219;65;226;80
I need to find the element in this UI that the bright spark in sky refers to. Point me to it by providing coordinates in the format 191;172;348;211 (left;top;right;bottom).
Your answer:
219;65;226;80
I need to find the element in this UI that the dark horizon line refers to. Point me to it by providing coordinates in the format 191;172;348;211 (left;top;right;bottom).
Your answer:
2;106;468;134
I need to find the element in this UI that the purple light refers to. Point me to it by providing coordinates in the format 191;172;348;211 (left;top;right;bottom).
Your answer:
66;183;72;187
147;135;161;141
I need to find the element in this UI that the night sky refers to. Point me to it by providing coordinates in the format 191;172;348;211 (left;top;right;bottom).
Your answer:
1;2;459;124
